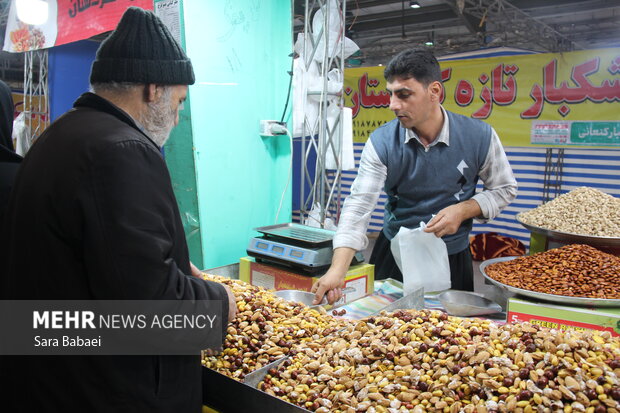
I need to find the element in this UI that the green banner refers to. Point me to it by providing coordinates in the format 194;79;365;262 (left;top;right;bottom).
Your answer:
571;122;620;145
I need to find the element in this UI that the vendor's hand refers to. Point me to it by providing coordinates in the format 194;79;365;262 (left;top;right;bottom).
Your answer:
222;284;238;323
190;261;203;277
424;204;464;238
311;268;345;305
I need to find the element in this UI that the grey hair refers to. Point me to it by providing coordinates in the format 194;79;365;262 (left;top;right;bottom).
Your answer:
90;81;143;94
90;81;175;146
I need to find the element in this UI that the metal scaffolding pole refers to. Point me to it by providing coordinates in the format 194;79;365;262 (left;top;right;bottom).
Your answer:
22;49;49;153
542;148;565;203
299;0;346;228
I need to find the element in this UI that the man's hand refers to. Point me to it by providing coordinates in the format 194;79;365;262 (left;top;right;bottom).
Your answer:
424;204;464;237
311;247;357;305
311;268;346;305
222;284;238;323
190;261;203;277
424;200;482;238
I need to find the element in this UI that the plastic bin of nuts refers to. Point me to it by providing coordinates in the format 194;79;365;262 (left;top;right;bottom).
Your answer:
260;309;620;413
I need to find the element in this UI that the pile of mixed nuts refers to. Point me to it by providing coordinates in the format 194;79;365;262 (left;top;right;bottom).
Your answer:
200;275;619;412
201;274;350;380
261;309;620;413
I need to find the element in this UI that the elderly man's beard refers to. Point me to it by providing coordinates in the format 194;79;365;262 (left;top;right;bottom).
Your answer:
140;87;176;147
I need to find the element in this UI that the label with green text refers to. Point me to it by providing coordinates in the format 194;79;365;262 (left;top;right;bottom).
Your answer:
531;121;620;146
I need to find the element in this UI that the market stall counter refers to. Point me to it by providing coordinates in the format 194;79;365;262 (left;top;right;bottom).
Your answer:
200;254;620;413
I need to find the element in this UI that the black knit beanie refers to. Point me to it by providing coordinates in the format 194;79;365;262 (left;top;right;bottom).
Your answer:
90;7;195;85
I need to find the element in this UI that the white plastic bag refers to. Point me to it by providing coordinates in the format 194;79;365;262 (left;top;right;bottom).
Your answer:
390;221;451;294
325;104;355;171
304;202;337;231
12;112;30;156
311;0;359;62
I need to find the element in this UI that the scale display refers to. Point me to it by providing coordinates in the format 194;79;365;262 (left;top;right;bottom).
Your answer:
247;223;364;274
247;236;333;271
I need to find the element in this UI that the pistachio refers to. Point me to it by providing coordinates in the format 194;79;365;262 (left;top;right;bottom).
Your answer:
249;308;620;413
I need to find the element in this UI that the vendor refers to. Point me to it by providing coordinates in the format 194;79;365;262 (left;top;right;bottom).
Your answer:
1;7;236;412
313;49;517;304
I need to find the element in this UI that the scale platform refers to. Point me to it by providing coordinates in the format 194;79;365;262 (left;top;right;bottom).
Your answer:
246;223;363;274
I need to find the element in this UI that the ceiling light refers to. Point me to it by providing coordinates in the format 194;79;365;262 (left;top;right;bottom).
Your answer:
15;0;49;26
425;29;435;47
410;1;421;9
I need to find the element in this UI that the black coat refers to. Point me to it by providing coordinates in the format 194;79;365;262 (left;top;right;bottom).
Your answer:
0;93;229;412
0;80;22;231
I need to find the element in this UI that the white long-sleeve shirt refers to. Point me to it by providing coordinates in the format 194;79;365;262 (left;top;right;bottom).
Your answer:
333;107;518;251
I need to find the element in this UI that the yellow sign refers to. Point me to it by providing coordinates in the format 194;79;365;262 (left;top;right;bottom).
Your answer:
344;48;620;147
11;92;48;137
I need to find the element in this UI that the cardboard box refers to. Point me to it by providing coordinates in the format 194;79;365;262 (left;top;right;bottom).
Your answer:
507;297;620;337
239;257;374;305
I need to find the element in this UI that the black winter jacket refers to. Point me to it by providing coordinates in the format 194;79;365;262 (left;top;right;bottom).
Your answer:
0;79;22;232
0;93;229;412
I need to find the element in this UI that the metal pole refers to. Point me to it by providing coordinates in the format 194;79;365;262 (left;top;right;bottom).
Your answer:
299;0;345;228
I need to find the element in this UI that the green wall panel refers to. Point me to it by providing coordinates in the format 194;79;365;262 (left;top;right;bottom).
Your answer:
183;0;293;268
158;0;204;267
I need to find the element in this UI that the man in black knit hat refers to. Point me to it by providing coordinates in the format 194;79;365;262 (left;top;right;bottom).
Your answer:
1;7;236;412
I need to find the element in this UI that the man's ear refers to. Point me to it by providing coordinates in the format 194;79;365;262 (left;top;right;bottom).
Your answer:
428;81;442;101
144;84;158;103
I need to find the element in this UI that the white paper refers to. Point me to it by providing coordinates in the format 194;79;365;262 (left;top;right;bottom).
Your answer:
155;0;182;45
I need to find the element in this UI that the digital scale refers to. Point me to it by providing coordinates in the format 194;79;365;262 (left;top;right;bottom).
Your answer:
246;223;364;274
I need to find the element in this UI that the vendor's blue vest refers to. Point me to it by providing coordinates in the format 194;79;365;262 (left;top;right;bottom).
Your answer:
370;111;492;254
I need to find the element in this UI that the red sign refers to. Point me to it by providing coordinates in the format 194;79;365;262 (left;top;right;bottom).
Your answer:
56;0;153;46
3;0;153;52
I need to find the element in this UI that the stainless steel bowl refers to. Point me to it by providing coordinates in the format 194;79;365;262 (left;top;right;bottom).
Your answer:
479;256;620;307
516;214;620;247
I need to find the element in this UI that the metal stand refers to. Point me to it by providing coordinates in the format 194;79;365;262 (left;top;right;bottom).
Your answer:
542;148;565;203
22;49;49;153
299;0;346;228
